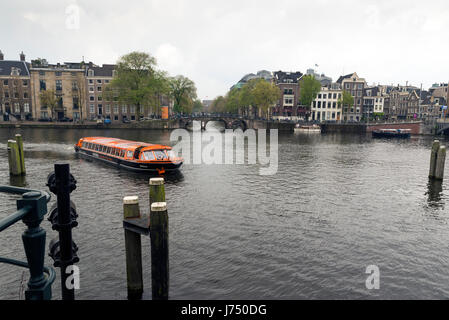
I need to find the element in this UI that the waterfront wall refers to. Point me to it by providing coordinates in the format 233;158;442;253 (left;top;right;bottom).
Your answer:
366;122;422;135
0;119;296;132
321;123;367;134
321;122;424;135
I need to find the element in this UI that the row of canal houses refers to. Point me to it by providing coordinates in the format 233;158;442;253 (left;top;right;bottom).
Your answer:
0;50;172;122
232;69;449;122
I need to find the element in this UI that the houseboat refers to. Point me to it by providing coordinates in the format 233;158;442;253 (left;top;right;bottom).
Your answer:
371;128;411;139
294;124;321;133
74;137;183;174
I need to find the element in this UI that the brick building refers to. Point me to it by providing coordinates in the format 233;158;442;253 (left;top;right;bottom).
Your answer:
30;60;86;120
336;72;366;122
0;51;32;120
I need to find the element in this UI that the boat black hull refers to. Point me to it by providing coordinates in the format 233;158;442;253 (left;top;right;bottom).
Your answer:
75;147;183;172
372;131;411;139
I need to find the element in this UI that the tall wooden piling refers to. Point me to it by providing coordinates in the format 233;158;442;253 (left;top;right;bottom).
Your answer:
150;201;169;300
149;177;165;206
435;146;446;180
7;140;22;176
123;196;143;300
429;140;440;179
15;134;26;175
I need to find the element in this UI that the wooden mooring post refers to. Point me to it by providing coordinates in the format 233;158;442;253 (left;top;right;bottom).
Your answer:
149;177;169;300
123;196;143;300
7;134;26;176
429;140;446;180
122;177;169;300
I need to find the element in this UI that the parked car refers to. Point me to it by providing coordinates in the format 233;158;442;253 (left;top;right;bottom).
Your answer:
122;118;131;124
58;117;73;122
104;118;111;124
38;117;53;122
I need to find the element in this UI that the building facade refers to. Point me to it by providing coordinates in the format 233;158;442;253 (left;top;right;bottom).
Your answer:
30;61;86;120
336;72;366;122
0;51;32;120
363;86;385;120
273;71;303;119
310;86;342;122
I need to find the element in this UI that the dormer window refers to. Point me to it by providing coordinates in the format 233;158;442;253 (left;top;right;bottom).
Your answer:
88;69;94;77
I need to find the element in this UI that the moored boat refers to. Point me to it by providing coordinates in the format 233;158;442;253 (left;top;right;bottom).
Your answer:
74;137;183;174
371;128;411;139
294;124;321;133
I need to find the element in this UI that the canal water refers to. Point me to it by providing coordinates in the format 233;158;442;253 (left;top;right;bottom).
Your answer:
0;126;448;299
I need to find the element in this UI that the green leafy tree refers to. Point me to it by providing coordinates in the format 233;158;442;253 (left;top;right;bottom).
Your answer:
251;79;281;119
299;75;321;109
192;99;204;113
169;75;197;113
338;90;354;122
39;89;58;119
225;88;242;114
210;96;227;113
106;51;168;118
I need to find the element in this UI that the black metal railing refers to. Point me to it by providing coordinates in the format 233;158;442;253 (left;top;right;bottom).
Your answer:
0;185;55;300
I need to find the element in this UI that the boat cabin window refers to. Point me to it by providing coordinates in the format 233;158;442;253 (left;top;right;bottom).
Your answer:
153;150;167;160
107;147;112;154
120;150;125;157
141;151;156;161
126;151;133;158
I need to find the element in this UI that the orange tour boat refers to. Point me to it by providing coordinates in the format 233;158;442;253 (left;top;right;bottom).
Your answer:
74;137;183;174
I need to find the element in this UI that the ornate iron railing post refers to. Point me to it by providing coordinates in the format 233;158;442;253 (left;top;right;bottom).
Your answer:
17;191;51;300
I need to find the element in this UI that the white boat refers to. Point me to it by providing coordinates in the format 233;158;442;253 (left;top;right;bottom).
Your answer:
294;124;321;133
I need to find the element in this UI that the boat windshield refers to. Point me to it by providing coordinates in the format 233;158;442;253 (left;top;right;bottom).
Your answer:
141;149;176;161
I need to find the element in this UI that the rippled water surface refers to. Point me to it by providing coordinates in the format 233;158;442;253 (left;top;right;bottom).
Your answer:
0;127;449;299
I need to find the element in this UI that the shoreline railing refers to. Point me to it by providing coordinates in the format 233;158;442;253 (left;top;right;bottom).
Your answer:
0;185;55;300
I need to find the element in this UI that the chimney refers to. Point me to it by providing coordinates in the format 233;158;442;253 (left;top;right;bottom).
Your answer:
20;51;25;61
0;50;3;61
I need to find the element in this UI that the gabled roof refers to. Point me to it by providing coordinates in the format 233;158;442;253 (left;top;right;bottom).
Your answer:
86;64;116;77
0;60;30;76
336;73;354;84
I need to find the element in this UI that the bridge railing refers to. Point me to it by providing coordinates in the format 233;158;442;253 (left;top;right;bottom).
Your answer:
0;185;55;300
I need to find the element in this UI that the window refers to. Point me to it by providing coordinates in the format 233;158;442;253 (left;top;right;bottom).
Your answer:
318;101;321;108
39;71;45;76
141;151;156;161
97;79;102;84
97;96;102;101
55;80;62;91
90;104;95;113
14;103;20;113
130;106;136;114
323;94;327;99
55;71;62;77
23;80;28;86
90;96;95;101
40;80;46;91
114;115;118;121
71;72;77;77
345;83;350;89
126;151;133;158
105;79;110;84
358;84;363;89
3;79;7;86
88;79;94;84
122;105;127;114
97;86;102;92
24;103;30;112
153;150;167;160
24;92;28;99
105;105;110;114
4;91;9;98
113;104;118;114
89;86;94;92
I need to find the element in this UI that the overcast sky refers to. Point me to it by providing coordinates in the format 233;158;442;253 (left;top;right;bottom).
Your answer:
1;0;449;99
